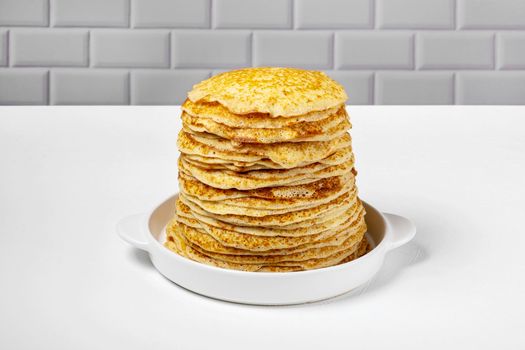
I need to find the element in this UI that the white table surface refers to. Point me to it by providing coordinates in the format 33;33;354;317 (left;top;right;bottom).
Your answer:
1;106;524;349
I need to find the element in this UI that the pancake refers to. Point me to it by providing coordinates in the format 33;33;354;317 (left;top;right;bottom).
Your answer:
176;196;361;230
180;183;355;217
173;212;363;253
187;67;347;117
341;236;371;263
176;204;363;246
178;172;355;210
182;145;353;172
179;154;354;190
181;107;351;143
182;158;281;172
165;226;368;272
175;199;361;237
168;210;366;252
182;99;342;129
178;130;352;168
178;189;358;227
256;236;369;271
184;224;365;265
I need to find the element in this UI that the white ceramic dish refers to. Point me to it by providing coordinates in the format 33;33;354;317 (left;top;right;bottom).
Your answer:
117;193;415;305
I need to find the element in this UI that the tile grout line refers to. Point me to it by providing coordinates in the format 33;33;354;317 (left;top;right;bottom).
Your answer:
453;71;457;105
128;0;132;28
331;32;335;70
452;0;459;31
209;0;214;29
373;71;378;104
493;32;498;70
168;31;173;69
47;0;51;27
250;31;254;67
127;70;131;105
87;30;90;68
370;71;376;105
373;0;377;29
46;70;51;105
412;32;417;71
6;29;10;67
290;0;295;29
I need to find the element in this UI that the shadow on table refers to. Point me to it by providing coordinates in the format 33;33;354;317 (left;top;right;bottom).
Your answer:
129;248;153;268
361;241;427;294
336;241;427;299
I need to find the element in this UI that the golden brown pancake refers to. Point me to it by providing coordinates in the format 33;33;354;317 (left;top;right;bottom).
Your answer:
181;106;351;143
187;67;347;117
182;99;342;129
177;130;352;169
175;198;361;237
178;172;355;210
179;154;355;190
165;225;368;272
182;145;354;172
178;189;358;226
171;209;364;252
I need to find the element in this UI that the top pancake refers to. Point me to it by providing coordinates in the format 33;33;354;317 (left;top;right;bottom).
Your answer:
187;67;348;117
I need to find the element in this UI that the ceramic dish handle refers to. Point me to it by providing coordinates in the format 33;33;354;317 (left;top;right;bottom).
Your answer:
383;213;416;251
117;214;149;252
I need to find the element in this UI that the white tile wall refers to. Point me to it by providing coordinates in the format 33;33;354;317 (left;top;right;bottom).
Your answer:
0;0;48;26
376;72;454;105
497;32;525;69
131;69;210;104
377;0;454;29
91;30;170;68
254;31;332;69
295;0;372;29
52;0;129;27
0;0;524;105
457;72;525;104
0;69;48;104
416;32;494;69
51;69;129;105
132;0;209;28
214;0;291;29
10;29;89;67
458;0;525;29
335;32;414;69
172;31;250;68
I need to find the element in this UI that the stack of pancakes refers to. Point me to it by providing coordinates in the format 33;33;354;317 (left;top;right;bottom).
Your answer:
165;67;369;272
